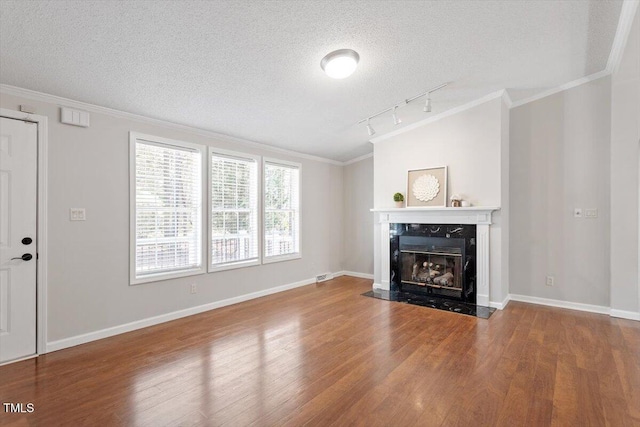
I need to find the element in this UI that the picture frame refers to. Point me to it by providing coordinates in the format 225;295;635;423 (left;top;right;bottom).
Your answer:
406;166;448;207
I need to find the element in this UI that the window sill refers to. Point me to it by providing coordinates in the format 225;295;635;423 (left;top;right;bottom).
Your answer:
130;267;205;285
209;259;261;273
262;253;302;265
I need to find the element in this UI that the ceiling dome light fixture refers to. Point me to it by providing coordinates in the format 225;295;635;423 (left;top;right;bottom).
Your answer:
321;49;360;79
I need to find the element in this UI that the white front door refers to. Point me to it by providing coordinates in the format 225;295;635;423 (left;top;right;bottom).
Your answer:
0;117;37;363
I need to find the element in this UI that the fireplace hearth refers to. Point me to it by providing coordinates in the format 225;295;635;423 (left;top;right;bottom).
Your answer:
362;289;495;319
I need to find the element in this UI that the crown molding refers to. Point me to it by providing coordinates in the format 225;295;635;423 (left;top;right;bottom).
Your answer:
364;66;611;146
509;1;637;109
607;0;639;74
509;70;611;109
0;83;377;167
501;89;513;109
368;90;505;145
342;152;373;166
0;84;345;166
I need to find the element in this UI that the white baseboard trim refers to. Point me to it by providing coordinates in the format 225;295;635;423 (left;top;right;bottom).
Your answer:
0;353;38;367
335;270;374;280
46;276;317;353
610;309;640;321
489;294;511;310
372;282;384;290
509;294;610;315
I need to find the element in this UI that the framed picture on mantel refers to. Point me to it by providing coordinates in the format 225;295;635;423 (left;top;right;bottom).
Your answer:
407;166;447;207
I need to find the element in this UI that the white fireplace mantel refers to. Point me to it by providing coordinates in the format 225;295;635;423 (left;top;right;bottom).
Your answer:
371;206;500;225
370;206;500;307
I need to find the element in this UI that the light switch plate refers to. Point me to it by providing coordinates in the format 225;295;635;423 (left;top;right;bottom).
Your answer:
585;208;598;218
69;208;86;221
574;208;583;218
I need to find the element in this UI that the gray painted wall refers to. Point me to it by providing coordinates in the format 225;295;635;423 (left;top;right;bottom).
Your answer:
342;156;373;275
509;77;612;306
611;7;640;314
0;93;344;342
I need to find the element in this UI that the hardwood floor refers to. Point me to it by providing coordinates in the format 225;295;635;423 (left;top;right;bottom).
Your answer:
1;275;639;426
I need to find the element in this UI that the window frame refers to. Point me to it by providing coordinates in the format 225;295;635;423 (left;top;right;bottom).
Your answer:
262;157;302;264
208;147;262;273
129;132;207;285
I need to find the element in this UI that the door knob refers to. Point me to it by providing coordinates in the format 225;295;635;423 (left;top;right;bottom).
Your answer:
11;253;33;261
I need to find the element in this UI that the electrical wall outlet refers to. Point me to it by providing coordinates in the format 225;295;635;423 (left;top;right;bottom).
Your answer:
69;208;86;221
546;276;554;287
573;208;583;218
190;283;197;294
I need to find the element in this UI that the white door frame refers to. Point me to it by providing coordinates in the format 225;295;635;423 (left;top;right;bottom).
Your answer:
0;108;48;355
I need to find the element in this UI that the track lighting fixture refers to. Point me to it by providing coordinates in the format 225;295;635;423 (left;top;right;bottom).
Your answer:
366;119;375;136
392;106;402;125
358;82;448;137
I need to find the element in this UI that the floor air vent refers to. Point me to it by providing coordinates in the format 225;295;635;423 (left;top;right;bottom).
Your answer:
316;273;332;283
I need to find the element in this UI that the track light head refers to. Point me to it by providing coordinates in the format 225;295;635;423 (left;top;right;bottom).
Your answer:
423;96;432;113
392;106;402;125
366;119;375;136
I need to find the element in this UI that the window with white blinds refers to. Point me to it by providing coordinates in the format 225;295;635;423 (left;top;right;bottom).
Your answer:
131;134;204;283
210;150;259;270
263;160;301;261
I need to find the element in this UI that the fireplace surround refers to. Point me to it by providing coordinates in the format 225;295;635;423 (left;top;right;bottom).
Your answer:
392;223;476;303
371;207;500;307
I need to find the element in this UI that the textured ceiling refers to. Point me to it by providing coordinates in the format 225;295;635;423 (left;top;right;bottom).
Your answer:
0;1;624;162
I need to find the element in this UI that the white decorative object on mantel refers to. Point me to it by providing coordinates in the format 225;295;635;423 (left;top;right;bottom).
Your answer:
370;206;500;308
412;174;440;202
407;166;447;207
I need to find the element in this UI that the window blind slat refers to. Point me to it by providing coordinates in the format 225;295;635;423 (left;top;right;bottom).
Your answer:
210;152;259;267
135;140;202;278
264;162;300;258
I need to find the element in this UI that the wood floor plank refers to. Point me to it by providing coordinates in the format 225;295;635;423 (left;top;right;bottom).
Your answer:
523;310;559;426
1;276;639;426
